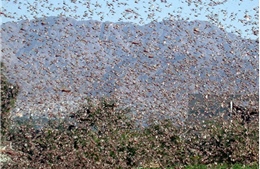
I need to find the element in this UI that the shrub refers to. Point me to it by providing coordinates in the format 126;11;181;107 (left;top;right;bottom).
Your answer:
1;62;19;138
5;98;141;168
184;116;259;165
137;119;187;167
2;98;259;168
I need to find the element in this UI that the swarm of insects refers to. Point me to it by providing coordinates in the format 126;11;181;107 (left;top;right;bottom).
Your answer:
1;0;258;168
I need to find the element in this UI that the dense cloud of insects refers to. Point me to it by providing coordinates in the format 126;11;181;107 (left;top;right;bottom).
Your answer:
0;0;258;168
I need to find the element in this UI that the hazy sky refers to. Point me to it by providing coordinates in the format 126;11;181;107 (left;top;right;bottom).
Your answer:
1;0;258;39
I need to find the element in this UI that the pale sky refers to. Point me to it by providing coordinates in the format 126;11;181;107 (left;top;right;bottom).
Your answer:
1;0;259;39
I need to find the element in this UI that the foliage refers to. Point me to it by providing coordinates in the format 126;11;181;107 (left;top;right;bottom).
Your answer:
184;163;259;169
183;116;259;165
0;62;19;138
2;98;258;168
3;99;140;168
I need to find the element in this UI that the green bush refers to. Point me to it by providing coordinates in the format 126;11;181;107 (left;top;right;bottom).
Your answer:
184;163;259;169
184;116;259;165
2;97;259;168
5;98;141;168
136;119;188;167
1;62;19;138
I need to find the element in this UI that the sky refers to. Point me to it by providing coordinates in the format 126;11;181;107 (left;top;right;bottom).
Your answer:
1;0;259;39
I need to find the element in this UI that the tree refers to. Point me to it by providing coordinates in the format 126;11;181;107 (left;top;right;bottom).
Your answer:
1;62;19;137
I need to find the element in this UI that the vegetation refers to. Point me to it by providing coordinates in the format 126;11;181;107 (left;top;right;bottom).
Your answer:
0;63;258;168
1;62;19;138
1;95;258;168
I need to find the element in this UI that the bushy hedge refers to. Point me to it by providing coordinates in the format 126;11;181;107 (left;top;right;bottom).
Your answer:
2;97;259;168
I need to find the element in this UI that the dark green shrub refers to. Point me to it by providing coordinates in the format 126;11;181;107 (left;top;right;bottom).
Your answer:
184;116;259;165
1;62;19;137
3;96;258;168
6;98;141;168
136;119;188;168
